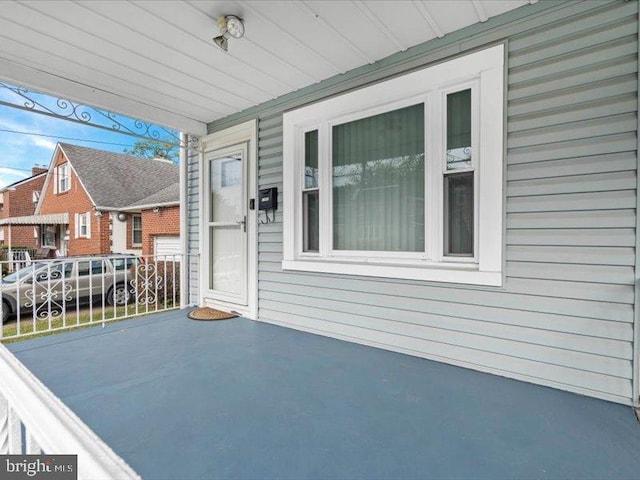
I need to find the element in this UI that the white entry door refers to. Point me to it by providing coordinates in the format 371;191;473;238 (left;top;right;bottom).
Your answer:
206;143;248;306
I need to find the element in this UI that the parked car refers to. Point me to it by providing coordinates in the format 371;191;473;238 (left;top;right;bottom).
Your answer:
0;255;140;323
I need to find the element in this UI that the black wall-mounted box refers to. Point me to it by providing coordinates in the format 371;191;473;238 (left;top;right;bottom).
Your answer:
258;187;278;210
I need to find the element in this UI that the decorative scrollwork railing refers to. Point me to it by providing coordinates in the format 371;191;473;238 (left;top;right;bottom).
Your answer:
0;254;192;341
24;270;73;320
0;82;181;146
130;263;164;306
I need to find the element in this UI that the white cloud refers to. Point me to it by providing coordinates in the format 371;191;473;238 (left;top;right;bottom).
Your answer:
32;137;56;150
0;167;29;189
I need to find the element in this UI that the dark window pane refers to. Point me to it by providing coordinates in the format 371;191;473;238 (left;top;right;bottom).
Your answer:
332;103;425;252
444;172;474;256
447;89;472;170
303;191;319;252
304;130;319;189
132;216;142;244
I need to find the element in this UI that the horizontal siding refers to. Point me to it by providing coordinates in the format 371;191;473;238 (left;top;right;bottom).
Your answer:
259;309;630;405
186;143;199;305
237;1;639;404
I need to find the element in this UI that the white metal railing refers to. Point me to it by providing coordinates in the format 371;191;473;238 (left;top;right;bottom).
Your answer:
0;248;36;273
10;250;32;271
0;253;194;341
0;342;140;479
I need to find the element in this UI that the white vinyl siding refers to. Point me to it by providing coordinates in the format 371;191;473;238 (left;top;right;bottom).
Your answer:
202;0;638;405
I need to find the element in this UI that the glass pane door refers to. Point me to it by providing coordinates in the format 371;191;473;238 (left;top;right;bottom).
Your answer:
207;145;247;303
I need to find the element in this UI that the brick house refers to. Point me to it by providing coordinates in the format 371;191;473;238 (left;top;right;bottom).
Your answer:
0;167;47;250
27;143;180;257
118;183;180;257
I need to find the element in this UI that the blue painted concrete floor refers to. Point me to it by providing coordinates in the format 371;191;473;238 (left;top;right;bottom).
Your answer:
8;310;640;480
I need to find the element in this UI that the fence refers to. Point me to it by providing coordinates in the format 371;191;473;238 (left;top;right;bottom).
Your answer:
0;253;194;341
0;247;38;274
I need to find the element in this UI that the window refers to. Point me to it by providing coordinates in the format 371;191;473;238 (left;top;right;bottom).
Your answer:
75;212;90;239
56;163;70;193
283;45;504;286
221;158;241;187
132;215;142;245
40;225;56;248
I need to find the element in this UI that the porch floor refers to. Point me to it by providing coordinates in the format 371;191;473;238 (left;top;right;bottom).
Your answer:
8;310;640;480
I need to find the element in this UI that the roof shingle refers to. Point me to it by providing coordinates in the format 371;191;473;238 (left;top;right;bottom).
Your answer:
59;143;179;209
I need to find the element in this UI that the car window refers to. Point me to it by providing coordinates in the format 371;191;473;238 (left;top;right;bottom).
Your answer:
77;260;107;276
2;263;46;283
93;260;106;275
77;261;90;277
112;258;126;270
112;257;138;271
63;262;74;278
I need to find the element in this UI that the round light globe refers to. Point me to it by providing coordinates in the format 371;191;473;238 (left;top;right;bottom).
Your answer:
226;15;244;38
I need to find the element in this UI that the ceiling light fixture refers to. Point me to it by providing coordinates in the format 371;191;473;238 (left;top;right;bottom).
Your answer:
213;15;245;52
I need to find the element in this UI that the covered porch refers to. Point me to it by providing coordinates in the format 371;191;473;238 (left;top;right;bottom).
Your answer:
0;213;70;265
8;309;640;480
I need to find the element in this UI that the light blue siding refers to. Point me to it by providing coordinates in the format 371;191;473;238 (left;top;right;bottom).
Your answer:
186;143;199;305
198;1;639;404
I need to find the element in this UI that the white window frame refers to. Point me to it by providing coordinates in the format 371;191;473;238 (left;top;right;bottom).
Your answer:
76;212;91;239
56;163;70;193
283;45;504;286
131;214;142;246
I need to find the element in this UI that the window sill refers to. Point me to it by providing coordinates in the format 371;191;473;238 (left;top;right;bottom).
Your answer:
282;259;502;286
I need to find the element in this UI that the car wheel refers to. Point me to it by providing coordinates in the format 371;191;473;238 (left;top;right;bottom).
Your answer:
2;300;10;324
107;284;130;306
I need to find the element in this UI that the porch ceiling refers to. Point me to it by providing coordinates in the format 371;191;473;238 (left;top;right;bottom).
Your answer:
0;1;533;135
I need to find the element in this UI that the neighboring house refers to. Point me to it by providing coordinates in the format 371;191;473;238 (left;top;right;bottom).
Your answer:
33;143;180;257
186;0;640;407
0;167;47;250
118;182;180;257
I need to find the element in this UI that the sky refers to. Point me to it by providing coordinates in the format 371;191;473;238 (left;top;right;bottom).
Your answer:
0;83;178;189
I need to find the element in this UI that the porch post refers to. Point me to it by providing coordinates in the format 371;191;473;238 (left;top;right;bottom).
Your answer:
7;225;12;272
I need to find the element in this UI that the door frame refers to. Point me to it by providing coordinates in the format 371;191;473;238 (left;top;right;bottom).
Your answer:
199;120;258;319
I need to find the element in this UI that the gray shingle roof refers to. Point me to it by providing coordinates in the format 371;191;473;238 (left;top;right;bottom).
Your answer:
59;143;179;209
123;182;180;209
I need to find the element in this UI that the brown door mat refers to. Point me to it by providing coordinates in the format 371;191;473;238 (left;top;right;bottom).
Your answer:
187;307;238;321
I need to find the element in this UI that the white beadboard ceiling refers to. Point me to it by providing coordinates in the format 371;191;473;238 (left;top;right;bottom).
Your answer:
0;0;534;135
